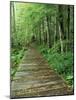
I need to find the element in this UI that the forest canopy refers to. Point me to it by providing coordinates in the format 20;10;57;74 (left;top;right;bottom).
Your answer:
10;2;74;87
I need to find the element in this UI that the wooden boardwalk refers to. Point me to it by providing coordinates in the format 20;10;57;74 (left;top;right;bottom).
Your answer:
11;47;73;98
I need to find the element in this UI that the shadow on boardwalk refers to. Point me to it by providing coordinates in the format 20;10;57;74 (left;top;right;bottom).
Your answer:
10;45;73;98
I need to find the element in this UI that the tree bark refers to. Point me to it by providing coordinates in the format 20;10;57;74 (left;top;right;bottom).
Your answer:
39;24;41;44
46;15;51;48
59;23;64;54
54;16;57;46
11;2;16;33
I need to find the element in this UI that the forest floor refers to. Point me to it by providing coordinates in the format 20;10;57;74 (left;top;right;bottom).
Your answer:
11;44;73;98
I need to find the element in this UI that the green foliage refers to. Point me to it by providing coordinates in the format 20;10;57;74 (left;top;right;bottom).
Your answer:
11;2;58;46
11;48;27;79
38;44;73;86
11;2;74;88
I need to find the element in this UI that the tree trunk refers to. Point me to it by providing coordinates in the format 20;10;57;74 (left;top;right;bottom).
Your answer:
39;24;41;44
59;23;64;54
68;6;70;40
11;2;16;33
44;17;47;44
48;16;52;48
45;16;49;46
46;15;51;48
54;16;57;46
58;5;64;54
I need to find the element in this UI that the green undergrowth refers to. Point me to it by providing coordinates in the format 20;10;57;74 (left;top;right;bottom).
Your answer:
11;47;27;80
37;44;74;87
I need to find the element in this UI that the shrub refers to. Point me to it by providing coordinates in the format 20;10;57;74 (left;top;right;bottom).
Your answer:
38;44;73;86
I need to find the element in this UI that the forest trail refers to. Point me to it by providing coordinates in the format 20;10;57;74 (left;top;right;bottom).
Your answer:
11;45;73;98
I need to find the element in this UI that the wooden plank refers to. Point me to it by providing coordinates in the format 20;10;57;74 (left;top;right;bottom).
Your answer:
11;47;73;98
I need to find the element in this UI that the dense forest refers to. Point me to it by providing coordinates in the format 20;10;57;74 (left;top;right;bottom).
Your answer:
10;2;74;88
